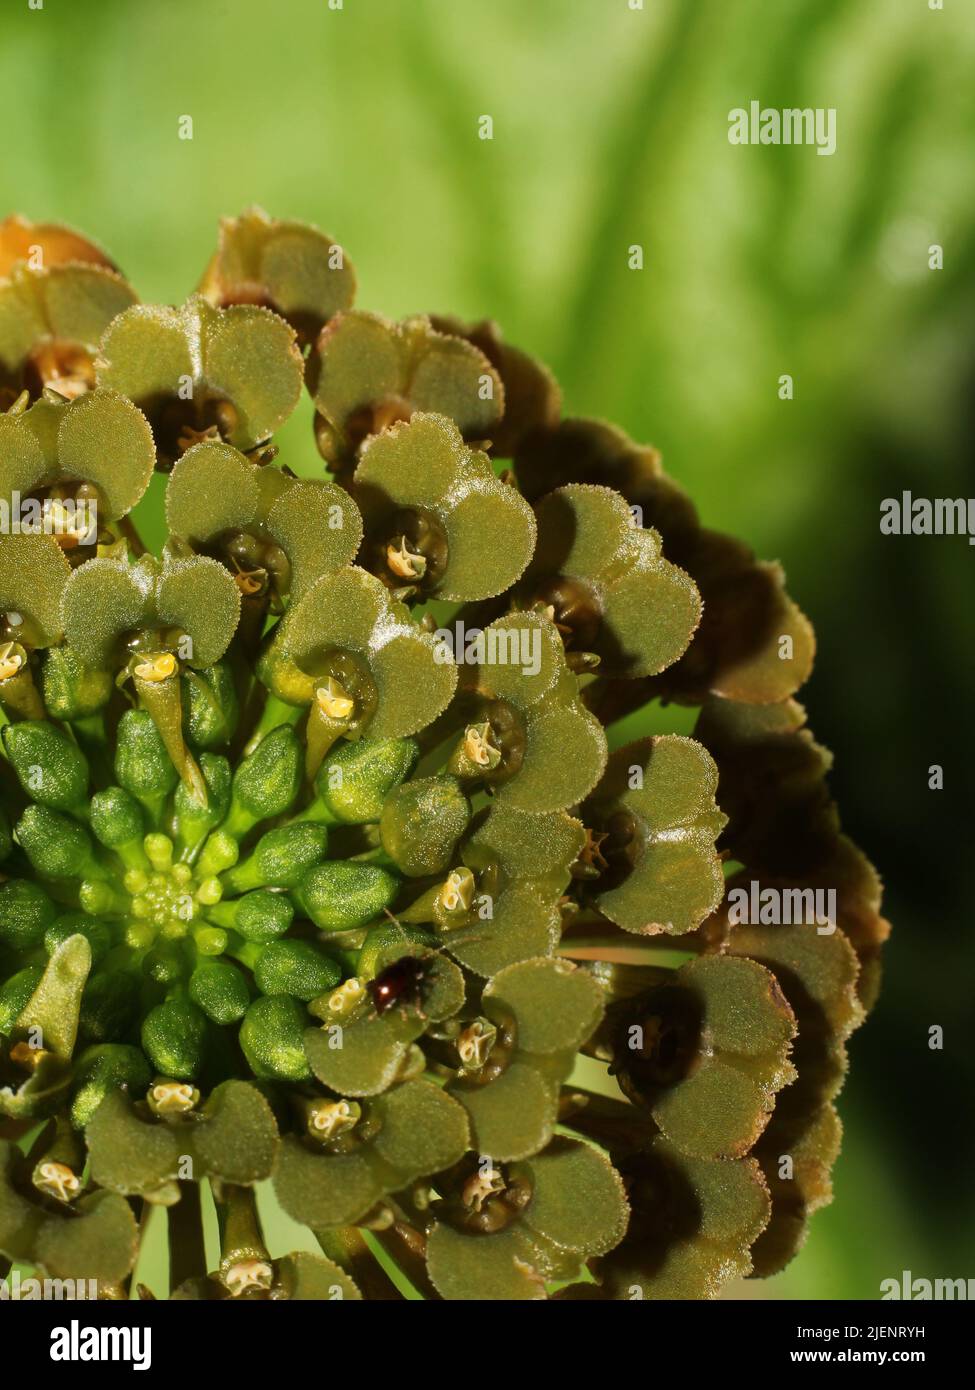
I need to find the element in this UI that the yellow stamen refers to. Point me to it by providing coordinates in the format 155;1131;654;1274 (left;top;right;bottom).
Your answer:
463;723;501;770
439;868;475;916
224;1260;274;1298
316;676;355;722
0;641;25;682
35;1161;81;1203
326;977;366;1019
134;651;177;683
386;535;427;581
149;1081;199;1116
308;1099;360;1141
462;1167;506;1213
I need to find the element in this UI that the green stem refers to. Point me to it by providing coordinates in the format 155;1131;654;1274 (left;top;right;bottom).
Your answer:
167;1180;207;1293
315;1228;405;1301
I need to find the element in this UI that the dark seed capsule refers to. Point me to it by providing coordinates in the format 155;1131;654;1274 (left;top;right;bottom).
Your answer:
367;956;428;1015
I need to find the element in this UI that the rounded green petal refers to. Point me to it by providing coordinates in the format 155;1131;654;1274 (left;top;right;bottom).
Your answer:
96;303;196;410
274;1137;382;1229
303;1012;416;1098
426;1224;545;1301
204;302;303;449
368;628;459;738
191;1080;279;1185
519;1138;629;1256
41;264;137;354
405;319;503;438
86;1089;182;1201
597;534;701;678
56;388;155;519
156;555;241;667
485;957;604;1056
32;1190;139;1285
0;411;46;504
451;1061;557;1163
277;563;387;659
0;533;71;646
61;556;150;668
275;1250;363;1301
370;1080;470;1180
165;439;261;543
464;803;586;890
524;486;701;678
311;310;406;448
443;883;562;978
265;477;363;601
504;699;607;814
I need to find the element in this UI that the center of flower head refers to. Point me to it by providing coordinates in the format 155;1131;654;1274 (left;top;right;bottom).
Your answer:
119;833;223;948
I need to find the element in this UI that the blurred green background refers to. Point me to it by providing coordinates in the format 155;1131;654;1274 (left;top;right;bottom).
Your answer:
3;0;973;1298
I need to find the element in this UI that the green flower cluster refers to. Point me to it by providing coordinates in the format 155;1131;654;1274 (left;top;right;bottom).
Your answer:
0;210;886;1300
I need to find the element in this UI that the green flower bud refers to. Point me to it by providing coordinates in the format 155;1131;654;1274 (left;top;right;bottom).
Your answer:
380;775;470;877
296;862;399;932
174;752;231;859
16;804;100;880
45;912;111;966
253;940;342;1002
196;829;239;878
208;889;294;944
225;725;302;836
78;969;141;1046
0;964;44;1033
182;662;239;749
0;879;57;949
239;995;312;1081
312;737;418;824
141;998;209;1080
221;822;328;894
189;961;250;1024
41;645;113;720
69;1044;152;1130
115;708;179;809
142;943;187;986
89;786;145;851
2;720;89;812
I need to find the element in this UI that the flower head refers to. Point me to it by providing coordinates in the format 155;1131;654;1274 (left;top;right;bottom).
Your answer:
0;210;885;1301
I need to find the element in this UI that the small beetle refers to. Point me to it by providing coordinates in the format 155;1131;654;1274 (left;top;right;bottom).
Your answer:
367;955;430;1015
